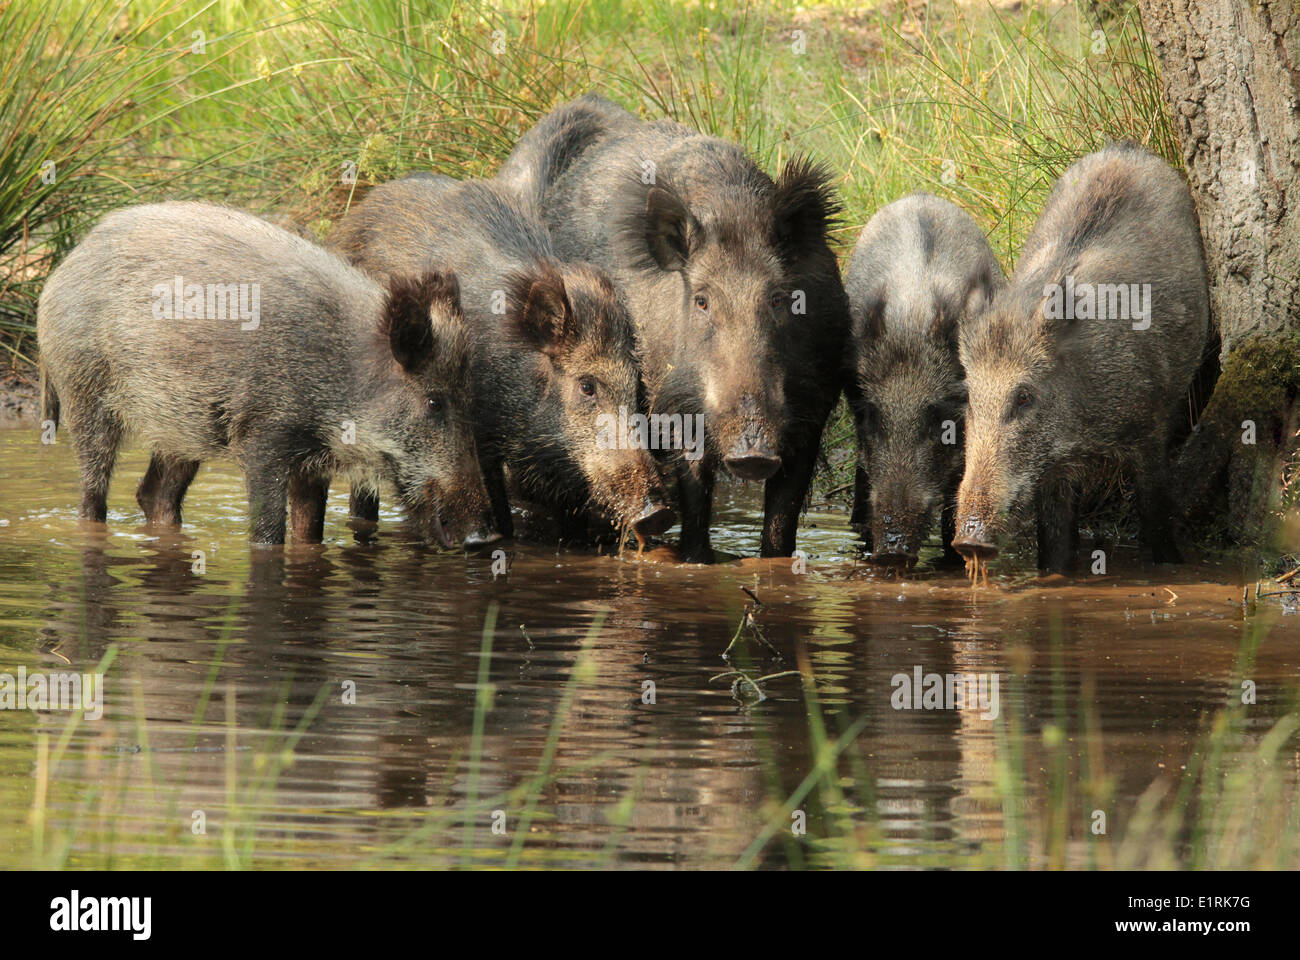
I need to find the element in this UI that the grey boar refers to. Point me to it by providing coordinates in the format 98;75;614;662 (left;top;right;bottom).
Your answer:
37;201;492;547
951;143;1210;572
327;174;674;543
846;193;1006;568
496;94;850;562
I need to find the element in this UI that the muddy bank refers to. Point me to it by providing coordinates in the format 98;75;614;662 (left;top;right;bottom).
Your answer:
0;367;38;429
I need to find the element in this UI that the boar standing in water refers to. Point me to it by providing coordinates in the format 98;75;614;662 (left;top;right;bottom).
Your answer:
951;143;1209;573
497;94;850;562
846;193;1005;568
328;174;674;544
37;202;492;547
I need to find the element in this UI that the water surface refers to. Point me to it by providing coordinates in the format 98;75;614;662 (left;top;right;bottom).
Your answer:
0;430;1296;869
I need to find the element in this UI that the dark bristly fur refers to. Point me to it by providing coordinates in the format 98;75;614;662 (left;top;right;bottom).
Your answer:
328;173;671;542
846;193;1006;568
499;93;851;562
383;271;463;372
953;142;1210;572
36;201;490;546
496;94;635;212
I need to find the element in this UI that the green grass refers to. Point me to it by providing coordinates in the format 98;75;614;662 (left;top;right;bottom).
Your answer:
2;0;1171;336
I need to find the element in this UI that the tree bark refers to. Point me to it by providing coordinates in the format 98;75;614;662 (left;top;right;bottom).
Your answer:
1137;0;1300;552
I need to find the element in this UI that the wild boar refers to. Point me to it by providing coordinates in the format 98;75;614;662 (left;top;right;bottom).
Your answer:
496;94;850;562
951;143;1210;572
37;201;491;547
846;193;1006;568
327;174;674;543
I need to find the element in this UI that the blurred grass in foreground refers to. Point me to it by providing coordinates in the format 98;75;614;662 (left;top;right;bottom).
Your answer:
10;600;1299;869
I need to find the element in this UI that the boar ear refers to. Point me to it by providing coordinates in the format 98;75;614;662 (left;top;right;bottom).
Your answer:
385;271;461;373
507;266;574;356
773;157;841;259
644;184;693;271
929;298;961;349
1036;260;1083;335
852;283;886;343
963;269;999;321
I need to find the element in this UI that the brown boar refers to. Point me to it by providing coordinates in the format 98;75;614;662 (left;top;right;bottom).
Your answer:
951;143;1210;572
327;174;673;543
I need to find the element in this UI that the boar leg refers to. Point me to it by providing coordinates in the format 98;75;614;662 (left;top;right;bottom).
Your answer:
289;472;330;543
240;444;291;545
482;458;515;540
349;486;380;524
1135;446;1183;564
1035;477;1079;573
676;465;715;563
761;422;826;558
136;454;200;527
850;464;873;550
70;401;124;523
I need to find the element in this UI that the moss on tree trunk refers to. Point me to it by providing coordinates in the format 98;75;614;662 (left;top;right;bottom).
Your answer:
1177;333;1299;551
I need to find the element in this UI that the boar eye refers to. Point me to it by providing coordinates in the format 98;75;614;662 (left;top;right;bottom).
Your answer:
426;395;445;416
693;294;709;313
1014;388;1034;410
770;291;787;311
578;377;597;399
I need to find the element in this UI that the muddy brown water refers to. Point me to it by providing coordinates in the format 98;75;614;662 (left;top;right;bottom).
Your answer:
0;429;1297;869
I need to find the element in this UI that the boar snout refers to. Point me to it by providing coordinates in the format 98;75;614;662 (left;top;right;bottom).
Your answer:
584;442;674;539
414;489;456;550
870;516;923;567
952;513;999;560
867;471;938;567
722;394;782;480
953;480;1001;560
440;485;494;549
723;438;781;481
464;526;504;548
632;498;676;538
402;467;493;550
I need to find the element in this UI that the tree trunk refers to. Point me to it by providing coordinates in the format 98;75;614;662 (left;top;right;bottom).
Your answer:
1137;0;1300;553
